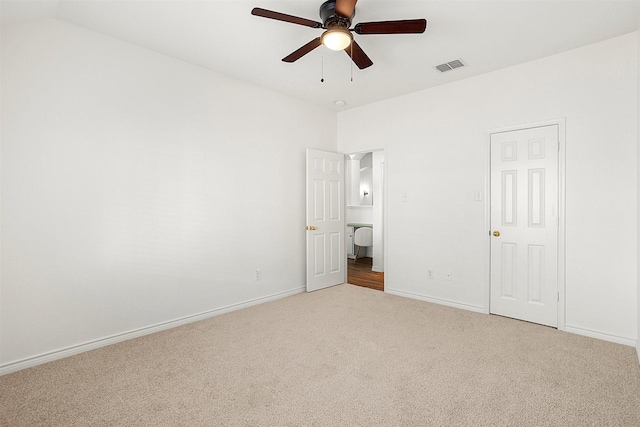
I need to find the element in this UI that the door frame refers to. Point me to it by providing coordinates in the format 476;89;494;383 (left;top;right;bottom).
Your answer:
484;118;566;331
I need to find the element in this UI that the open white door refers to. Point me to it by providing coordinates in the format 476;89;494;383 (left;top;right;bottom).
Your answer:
490;125;559;327
306;149;346;292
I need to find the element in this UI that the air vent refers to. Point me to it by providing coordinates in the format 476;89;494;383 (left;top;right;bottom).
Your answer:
436;59;465;72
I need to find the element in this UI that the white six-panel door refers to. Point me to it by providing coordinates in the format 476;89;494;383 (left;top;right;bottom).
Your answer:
490;125;559;327
306;149;346;292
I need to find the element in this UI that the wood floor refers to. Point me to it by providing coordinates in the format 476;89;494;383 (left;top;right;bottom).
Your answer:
347;257;384;291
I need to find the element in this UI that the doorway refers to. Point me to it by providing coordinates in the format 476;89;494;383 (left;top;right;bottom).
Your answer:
345;150;385;291
489;122;565;327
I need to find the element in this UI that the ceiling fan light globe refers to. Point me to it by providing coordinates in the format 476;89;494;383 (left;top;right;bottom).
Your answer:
322;30;352;51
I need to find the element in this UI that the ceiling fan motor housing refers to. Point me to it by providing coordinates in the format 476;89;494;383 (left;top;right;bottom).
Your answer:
319;0;354;29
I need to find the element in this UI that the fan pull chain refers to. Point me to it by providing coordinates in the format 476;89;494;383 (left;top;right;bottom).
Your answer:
320;45;324;83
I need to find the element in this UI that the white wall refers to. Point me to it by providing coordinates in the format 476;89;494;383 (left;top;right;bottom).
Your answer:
338;32;639;345
345;158;360;206
0;18;337;372
637;21;640;362
347;206;373;224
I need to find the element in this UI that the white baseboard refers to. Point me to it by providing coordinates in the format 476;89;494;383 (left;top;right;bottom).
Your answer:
372;265;383;273
386;289;638;349
0;287;305;376
564;325;637;347
385;288;486;313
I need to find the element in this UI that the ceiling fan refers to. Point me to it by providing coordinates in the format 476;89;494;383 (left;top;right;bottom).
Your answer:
251;0;427;70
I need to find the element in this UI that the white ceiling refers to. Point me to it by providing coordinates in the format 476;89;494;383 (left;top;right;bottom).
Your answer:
2;0;639;111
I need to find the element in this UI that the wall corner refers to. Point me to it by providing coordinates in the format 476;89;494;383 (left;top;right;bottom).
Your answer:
636;26;640;364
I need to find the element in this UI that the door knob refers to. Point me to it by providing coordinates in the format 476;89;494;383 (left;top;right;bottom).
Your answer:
493;230;500;237
306;226;317;231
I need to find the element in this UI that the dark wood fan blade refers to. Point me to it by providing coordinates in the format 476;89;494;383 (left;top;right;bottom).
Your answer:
344;40;373;69
282;38;323;63
251;8;322;28
335;0;357;19
354;19;427;35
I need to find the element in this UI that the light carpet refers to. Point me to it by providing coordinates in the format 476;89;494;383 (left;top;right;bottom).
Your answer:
1;284;640;426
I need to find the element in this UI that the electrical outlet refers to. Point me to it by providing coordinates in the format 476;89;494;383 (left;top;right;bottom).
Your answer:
427;270;434;279
445;272;452;281
255;270;262;281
